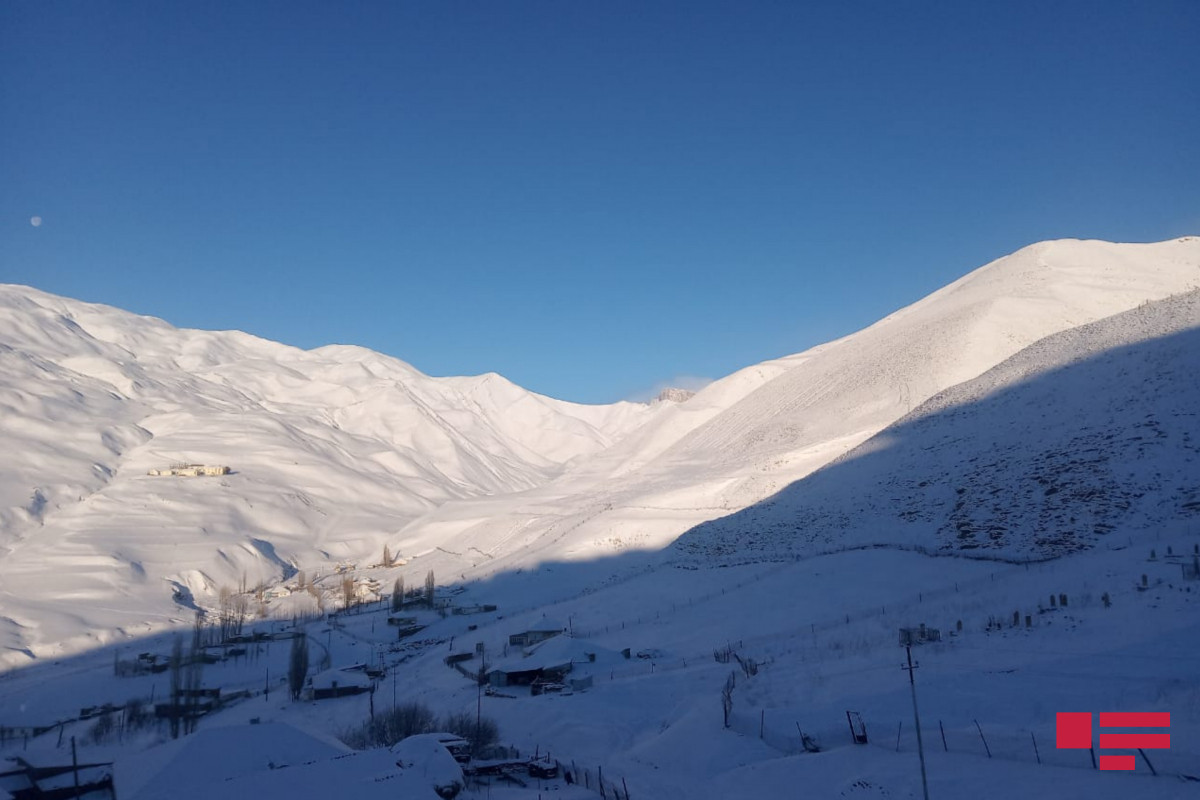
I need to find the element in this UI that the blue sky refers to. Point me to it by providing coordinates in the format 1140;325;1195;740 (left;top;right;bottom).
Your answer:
3;2;1198;404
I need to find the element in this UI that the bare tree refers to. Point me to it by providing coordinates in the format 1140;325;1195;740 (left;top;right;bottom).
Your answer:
342;576;355;611
391;577;404;613
288;634;310;700
217;587;233;641
183;612;205;735
382;545;393;568
721;671;735;729
169;636;183;739
424;570;435;609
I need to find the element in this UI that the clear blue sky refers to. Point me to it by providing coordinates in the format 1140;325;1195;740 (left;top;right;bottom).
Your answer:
3;2;1197;403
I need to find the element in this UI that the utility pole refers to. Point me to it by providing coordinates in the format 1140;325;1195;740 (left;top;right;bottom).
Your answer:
476;642;485;754
903;645;930;800
71;736;80;796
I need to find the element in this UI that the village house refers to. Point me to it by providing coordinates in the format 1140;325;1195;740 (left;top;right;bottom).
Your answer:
1;758;115;800
147;464;230;477
507;616;565;647
310;666;372;699
487;636;619;689
452;603;498;616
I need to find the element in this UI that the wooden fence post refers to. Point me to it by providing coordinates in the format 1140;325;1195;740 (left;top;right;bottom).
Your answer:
1137;748;1158;776
974;719;991;758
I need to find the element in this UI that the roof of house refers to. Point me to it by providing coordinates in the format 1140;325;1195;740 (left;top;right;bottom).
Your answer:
150;746;449;800
524;615;565;633
311;667;373;691
491;636;619;675
117;721;349;800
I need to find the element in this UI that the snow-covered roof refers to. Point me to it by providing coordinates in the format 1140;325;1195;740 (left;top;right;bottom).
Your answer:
155;747;447;800
311;666;373;690
525;615;565;633
391;734;465;793
117;721;349;800
493;636;618;674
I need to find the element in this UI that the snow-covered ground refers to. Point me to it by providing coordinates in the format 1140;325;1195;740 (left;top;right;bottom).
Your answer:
1;237;1199;798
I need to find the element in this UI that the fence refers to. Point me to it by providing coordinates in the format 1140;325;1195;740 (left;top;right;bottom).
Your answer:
555;757;632;800
727;706;844;756
726;699;1197;782
875;717;1198;779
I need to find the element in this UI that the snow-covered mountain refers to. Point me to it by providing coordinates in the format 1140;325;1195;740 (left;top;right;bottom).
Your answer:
1;237;1198;664
676;287;1200;562
371;237;1200;578
0;286;662;661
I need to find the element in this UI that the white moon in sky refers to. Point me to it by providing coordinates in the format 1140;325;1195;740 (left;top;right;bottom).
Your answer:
30;216;42;227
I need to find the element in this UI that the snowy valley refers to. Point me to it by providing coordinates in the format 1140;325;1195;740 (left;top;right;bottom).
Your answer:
1;237;1199;799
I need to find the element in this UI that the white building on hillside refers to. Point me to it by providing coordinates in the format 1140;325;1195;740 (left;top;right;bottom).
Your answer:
148;464;230;477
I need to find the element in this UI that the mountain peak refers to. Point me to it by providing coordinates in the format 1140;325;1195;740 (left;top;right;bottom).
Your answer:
653;387;696;404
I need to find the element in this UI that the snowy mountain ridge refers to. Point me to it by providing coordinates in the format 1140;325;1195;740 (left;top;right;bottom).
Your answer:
675;287;1200;562
1;237;1198;665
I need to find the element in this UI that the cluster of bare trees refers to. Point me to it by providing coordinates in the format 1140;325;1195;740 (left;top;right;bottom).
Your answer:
167;613;208;739
341;701;498;753
217;586;249;642
386;570;436;612
84;698;155;744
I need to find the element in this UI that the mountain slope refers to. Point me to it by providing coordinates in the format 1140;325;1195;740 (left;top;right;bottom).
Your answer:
1;237;1198;664
675;288;1200;562
371;238;1200;579
0;285;663;662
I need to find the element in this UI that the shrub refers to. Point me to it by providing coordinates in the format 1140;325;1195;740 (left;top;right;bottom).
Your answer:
342;701;437;749
442;710;500;752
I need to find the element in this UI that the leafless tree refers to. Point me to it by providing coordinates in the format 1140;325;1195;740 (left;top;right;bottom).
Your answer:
721;671;736;729
169;636;183;739
183;613;205;735
288;634;309;701
391;577;404;613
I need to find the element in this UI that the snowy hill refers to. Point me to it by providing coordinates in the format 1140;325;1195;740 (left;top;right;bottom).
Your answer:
1;237;1199;665
675;288;1200;562
0;285;660;662
369;238;1200;581
2;238;1200;800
